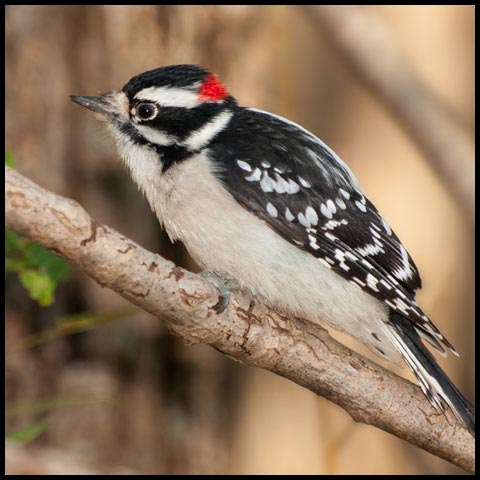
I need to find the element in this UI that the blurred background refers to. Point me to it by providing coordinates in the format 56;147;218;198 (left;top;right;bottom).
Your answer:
5;5;474;475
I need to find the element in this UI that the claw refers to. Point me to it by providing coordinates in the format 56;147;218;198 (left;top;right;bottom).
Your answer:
199;270;236;315
212;290;231;314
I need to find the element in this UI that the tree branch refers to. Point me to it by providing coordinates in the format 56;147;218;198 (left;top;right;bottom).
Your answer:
301;5;475;224
5;166;474;472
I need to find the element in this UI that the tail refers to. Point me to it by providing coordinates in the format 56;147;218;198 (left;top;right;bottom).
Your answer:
386;311;475;436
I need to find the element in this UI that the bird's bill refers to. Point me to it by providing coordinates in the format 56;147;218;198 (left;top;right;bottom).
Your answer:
70;94;116;117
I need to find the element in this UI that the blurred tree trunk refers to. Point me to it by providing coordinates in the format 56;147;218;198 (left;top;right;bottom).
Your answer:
6;5;262;474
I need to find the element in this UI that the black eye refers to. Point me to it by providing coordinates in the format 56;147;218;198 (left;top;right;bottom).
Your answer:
135;103;157;121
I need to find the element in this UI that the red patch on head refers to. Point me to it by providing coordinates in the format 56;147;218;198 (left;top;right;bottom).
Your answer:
198;74;228;101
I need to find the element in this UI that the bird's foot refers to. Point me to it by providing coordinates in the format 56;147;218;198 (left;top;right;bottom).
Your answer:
199;271;240;314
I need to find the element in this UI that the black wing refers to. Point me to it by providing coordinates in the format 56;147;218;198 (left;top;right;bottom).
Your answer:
210;107;455;354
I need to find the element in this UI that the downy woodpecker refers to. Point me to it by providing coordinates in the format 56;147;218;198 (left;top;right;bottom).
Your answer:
71;64;474;435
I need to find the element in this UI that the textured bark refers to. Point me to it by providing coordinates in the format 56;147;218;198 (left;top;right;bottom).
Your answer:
5;166;474;472
302;5;475;224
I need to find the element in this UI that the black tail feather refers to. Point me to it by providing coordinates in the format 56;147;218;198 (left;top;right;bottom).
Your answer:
388;312;475;437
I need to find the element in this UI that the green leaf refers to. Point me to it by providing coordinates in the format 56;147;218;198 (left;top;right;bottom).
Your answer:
24;243;70;283
5;150;16;169
5;228;70;306
19;270;56;307
5;257;31;273
6;422;47;443
5;229;22;257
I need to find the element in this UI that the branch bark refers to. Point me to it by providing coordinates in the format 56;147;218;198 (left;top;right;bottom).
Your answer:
301;5;475;224
5;166;474;473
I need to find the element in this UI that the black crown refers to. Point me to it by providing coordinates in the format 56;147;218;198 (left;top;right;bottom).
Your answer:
122;64;210;98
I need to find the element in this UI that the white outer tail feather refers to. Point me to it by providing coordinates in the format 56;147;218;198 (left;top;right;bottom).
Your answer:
383;324;462;426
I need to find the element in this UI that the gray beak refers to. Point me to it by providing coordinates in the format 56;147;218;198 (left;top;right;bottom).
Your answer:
70;95;115;117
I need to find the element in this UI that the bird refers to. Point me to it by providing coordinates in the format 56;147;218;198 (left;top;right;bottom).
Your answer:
71;64;474;436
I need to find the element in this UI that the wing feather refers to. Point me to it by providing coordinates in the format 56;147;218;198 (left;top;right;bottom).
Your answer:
210;108;455;354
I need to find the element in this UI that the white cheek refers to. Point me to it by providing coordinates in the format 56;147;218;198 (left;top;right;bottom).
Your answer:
131;124;177;146
108;125;163;194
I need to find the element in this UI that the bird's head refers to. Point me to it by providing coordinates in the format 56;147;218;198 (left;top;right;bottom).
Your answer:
71;64;237;169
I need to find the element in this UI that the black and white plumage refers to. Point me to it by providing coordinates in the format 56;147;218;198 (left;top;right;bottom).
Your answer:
213;107;458;355
71;64;474;435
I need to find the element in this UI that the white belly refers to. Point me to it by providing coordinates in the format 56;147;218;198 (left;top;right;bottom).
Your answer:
119;145;399;363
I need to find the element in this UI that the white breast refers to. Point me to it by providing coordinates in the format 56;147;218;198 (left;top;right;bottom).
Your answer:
114;138;399;363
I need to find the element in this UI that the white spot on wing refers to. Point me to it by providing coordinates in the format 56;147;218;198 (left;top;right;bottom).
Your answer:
395;288;407;299
394;297;410;314
344;251;358;261
355;200;367;212
380;279;392;290
339;188;350;200
366;273;379;292
260;171;274;192
287;179;300;194
335;249;351;271
335;197;346;209
382;218;392;235
373;236;384;248
298;212;310;228
266;202;278;218
393;244;414;281
308;234;320;250
370;227;382;239
305;206;318;226
324;219;347;230
273;173;290;193
297;176;311;188
320;203;333;219
245;168;261;182
355;243;385;257
326;199;337;214
324;232;337;241
237;160;252;172
285;207;295;222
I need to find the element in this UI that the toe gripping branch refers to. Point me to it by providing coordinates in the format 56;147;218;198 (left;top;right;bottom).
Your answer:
199;271;239;315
